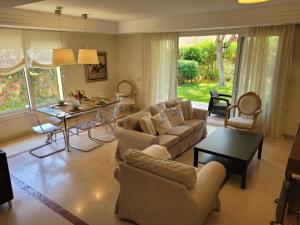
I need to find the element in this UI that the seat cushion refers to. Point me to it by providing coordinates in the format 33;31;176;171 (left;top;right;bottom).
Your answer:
152;112;172;135
32;123;61;134
123;149;197;189
227;116;254;128
166;126;193;140
158;135;179;149
183;119;204;131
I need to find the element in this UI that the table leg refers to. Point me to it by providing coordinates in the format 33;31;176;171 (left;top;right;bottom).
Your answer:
193;148;199;167
63;117;70;152
241;163;247;189
258;136;264;159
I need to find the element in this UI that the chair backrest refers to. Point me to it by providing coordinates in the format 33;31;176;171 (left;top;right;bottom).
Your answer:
210;90;219;104
237;92;261;116
97;103;120;123
24;112;42;128
117;80;135;97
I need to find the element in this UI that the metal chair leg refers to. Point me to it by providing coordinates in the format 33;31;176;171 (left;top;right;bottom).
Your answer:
29;131;66;158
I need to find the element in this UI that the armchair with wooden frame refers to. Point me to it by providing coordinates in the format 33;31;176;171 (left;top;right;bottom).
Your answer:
208;90;232;116
224;92;262;132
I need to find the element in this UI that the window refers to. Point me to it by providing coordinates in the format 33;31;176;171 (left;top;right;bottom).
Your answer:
0;29;63;114
0;69;29;112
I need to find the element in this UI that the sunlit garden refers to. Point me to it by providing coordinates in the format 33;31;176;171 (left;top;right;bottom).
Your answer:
177;35;237;103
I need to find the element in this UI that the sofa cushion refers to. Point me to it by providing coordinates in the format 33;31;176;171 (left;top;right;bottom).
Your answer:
164;106;184;127
149;103;167;116
152;112;172;135
164;98;183;108
166;126;193;140
180;100;193;120
122;111;151;131
158;135;179;149
123;149;197;189
139;115;157;136
227;116;254;128
142;145;171;160
183;119;204;131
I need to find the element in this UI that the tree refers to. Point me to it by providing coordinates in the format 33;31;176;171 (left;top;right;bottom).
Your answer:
178;60;199;83
215;35;237;86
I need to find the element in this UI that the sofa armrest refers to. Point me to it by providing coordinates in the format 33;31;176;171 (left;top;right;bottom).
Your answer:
189;162;226;207
193;108;208;120
115;127;159;160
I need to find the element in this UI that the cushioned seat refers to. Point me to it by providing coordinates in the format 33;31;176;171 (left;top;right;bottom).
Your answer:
166;126;193;140
227;116;253;129
183;119;204;131
158;135;179;148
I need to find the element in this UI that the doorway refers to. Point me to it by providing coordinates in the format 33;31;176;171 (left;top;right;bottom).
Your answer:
178;34;239;125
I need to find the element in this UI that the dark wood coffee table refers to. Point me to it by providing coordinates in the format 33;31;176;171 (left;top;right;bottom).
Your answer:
194;127;264;189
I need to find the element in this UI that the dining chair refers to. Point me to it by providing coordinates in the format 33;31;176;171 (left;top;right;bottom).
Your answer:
24;112;66;158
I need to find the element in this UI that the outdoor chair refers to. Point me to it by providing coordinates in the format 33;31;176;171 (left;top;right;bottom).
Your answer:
224;92;262;132
24;112;66;158
208;90;232;116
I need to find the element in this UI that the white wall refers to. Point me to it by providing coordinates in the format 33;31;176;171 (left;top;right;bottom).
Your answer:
0;31;118;142
284;25;300;136
117;34;145;108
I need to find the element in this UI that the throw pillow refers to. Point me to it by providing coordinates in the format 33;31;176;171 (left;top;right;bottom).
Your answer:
165;98;183;108
180;100;193;120
152;112;172;135
164;105;184;127
122;111;151;131
139;115;157;136
142;145;171;160
149;103;167;116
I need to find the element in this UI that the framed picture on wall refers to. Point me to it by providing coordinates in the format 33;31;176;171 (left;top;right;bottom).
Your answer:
84;51;108;82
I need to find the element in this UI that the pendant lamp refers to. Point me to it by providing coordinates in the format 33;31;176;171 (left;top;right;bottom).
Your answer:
238;0;269;4
52;6;76;66
77;14;99;64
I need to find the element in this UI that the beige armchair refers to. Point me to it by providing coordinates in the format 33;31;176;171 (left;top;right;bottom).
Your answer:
116;80;136;111
225;92;262;132
114;149;226;225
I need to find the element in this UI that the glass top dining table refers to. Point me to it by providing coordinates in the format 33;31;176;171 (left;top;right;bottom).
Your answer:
35;98;119;151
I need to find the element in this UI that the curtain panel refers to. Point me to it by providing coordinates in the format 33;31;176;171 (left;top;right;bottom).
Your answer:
143;33;178;107
238;25;295;138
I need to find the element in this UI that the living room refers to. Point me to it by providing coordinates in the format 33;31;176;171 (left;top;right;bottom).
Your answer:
0;0;300;225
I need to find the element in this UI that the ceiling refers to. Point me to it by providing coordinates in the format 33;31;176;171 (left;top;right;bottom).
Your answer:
0;0;42;7
16;0;300;22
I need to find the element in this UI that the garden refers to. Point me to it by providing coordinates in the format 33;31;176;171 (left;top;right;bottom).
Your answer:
178;35;237;103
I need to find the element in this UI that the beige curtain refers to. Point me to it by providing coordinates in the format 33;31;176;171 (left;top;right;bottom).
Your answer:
143;33;178;107
238;25;295;138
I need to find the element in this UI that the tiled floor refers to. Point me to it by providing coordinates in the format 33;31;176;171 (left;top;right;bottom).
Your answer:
0;125;293;225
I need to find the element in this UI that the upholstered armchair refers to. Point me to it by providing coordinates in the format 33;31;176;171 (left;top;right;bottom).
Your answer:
114;148;226;225
115;80;136;111
224;92;262;132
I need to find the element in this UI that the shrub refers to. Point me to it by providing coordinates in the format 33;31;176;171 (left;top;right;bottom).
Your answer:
178;60;199;83
179;47;203;64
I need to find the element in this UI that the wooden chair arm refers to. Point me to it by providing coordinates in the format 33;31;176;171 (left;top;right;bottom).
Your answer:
254;109;262;116
218;93;232;98
225;105;237;121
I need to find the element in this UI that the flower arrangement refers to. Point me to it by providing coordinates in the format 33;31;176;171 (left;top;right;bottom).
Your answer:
69;90;87;104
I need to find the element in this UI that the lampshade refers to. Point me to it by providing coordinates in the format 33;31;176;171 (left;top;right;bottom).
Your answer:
238;0;269;3
78;49;99;64
52;48;76;66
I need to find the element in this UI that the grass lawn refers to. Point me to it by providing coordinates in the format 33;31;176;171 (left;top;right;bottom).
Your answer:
177;81;233;103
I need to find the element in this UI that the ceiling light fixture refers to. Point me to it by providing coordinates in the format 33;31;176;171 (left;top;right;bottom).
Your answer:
52;6;76;66
238;0;270;4
77;14;99;65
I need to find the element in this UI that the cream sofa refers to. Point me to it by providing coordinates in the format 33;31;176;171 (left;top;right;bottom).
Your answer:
114;146;226;225
115;99;208;160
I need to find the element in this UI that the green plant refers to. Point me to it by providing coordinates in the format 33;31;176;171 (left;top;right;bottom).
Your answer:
178;60;199;83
